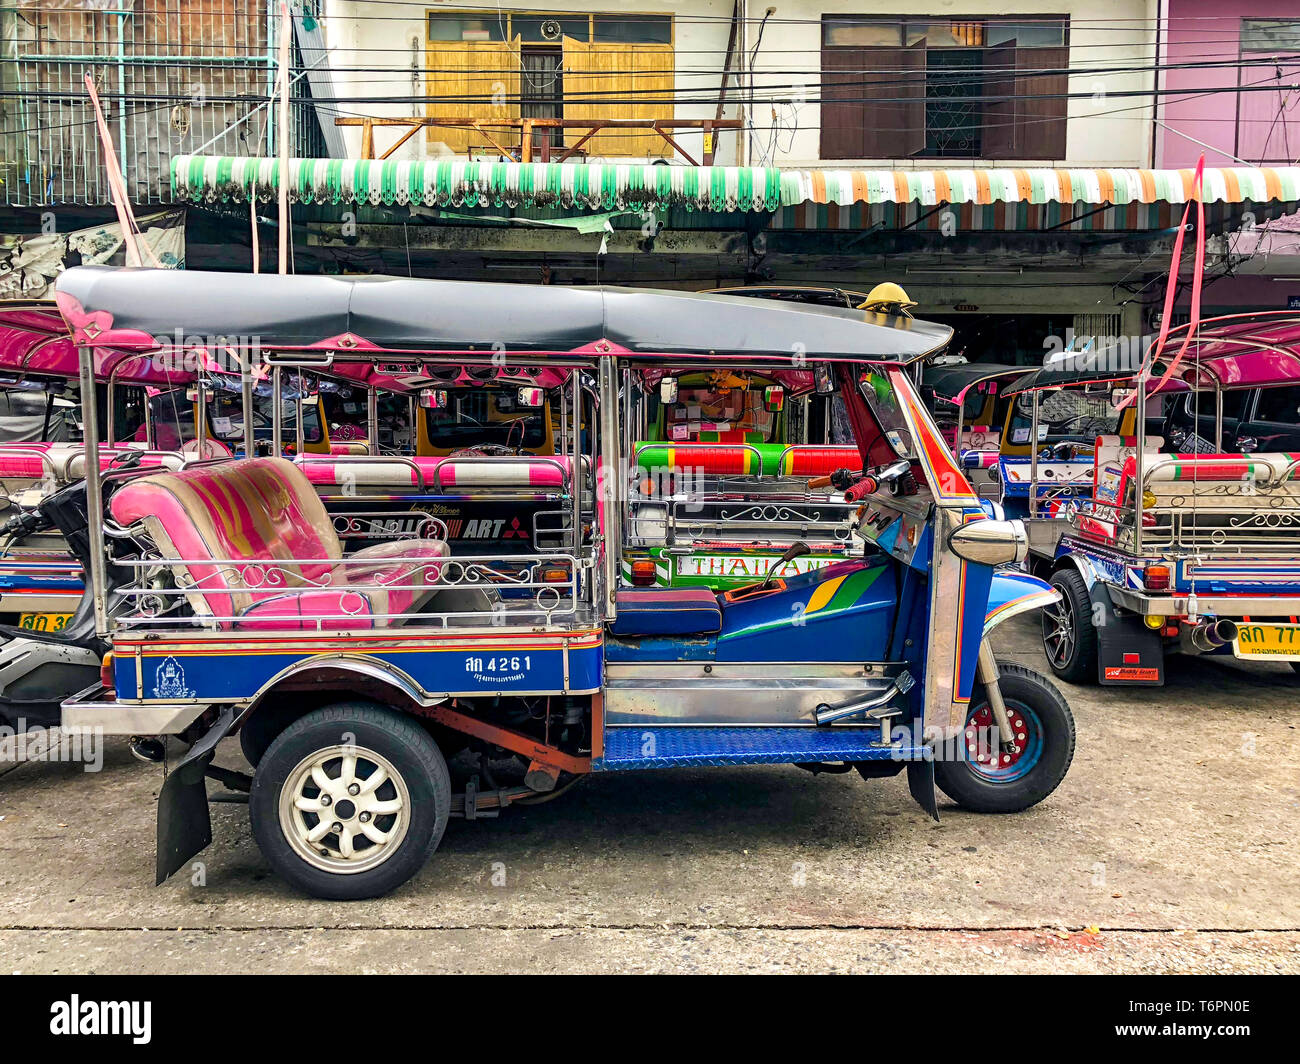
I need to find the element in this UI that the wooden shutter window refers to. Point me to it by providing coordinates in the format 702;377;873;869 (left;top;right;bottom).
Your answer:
821;43;925;161
425;40;522;154
820;46;866;158
1014;45;1068;160
981;43;1019;158
563;37;674;157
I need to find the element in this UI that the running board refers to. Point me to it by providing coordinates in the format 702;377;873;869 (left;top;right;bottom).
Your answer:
595;725;928;771
604;662;910;727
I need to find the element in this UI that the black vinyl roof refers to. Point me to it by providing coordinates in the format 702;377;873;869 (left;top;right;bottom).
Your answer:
1004;352;1149;396
55;267;953;363
921;361;1024;399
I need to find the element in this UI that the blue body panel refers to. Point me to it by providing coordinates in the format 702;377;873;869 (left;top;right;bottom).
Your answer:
117;634;604;700
0;561;85;596
1056;534;1300;598
604;557;899;665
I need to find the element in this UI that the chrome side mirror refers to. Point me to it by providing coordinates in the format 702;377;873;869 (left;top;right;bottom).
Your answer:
814;364;836;395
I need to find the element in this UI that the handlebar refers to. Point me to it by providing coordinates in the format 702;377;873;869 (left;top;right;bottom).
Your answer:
1;507;52;538
843;476;880;503
810;460;913;498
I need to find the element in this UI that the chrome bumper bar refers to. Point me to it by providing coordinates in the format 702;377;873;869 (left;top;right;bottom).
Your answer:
1110;588;1300;617
61;683;213;735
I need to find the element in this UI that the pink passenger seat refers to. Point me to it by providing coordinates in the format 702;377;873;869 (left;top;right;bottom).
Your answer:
109;457;448;630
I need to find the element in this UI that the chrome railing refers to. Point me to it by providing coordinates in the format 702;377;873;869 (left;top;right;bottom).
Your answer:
111;549;585;630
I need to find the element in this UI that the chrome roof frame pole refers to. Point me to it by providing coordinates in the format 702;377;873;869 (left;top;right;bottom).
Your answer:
272;365;284;454
598;357;621;621
241;349;256;458
78;345;109;636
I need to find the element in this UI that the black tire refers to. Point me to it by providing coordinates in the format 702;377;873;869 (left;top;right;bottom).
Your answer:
935;662;1076;814
249;701;451;900
1042;568;1099;684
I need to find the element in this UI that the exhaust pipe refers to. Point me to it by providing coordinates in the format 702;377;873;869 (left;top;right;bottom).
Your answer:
1189;618;1239;653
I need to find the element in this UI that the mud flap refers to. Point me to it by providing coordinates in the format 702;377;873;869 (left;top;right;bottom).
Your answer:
156;705;238;885
1092;584;1164;686
907;758;939;822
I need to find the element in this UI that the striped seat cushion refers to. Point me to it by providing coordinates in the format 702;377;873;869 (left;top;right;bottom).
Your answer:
611;588;722;636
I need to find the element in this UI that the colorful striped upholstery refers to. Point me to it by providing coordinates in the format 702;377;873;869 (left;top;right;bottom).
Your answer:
611;587;722;636
635;442;859;478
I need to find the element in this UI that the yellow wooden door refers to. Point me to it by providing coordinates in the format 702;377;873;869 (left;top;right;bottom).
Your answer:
425;40;522;155
562;39;673;157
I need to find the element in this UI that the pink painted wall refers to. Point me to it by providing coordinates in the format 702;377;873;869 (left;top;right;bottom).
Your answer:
1159;1;1300;167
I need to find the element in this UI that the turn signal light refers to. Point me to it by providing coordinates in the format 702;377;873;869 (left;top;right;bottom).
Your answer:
99;652;115;690
540;567;570;584
631;560;657;586
1144;564;1171;591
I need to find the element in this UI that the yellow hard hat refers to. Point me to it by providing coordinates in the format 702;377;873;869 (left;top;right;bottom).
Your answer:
858;282;917;312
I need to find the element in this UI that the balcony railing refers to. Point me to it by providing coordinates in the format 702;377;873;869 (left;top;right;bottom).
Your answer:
337;116;742;165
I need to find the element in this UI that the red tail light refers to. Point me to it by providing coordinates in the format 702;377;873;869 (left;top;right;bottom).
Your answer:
631;560;657;586
1144;564;1171;591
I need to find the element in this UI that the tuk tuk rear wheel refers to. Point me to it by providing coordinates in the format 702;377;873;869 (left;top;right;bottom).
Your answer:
1042;569;1098;683
249;702;451;900
934;663;1075;814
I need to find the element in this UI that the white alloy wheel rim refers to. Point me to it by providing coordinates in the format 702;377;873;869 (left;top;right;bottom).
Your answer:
278;744;411;875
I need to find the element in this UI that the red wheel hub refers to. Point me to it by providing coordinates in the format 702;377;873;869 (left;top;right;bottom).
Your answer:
966;704;1031;771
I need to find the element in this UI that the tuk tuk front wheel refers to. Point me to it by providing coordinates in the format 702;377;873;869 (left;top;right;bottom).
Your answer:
934;663;1075;814
249;702;451;900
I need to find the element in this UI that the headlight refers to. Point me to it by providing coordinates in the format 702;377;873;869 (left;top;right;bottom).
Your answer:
948;518;1027;566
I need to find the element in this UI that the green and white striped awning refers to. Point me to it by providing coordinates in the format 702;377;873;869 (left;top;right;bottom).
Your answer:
171;155;1300;232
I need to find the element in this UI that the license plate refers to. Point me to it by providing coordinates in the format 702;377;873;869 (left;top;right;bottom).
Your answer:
1233;623;1300;660
17;612;73;633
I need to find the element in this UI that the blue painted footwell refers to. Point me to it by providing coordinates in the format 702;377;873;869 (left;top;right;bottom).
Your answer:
595;726;929;771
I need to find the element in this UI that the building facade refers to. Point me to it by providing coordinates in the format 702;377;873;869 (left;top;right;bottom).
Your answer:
1155;4;1300;314
6;2;1299;364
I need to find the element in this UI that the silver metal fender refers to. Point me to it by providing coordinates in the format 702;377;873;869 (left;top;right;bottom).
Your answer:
1049;550;1103;590
983;570;1061;637
245;653;440;715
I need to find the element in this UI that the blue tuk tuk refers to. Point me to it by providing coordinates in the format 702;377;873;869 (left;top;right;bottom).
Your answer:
1008;315;1300;685
57;267;1074;899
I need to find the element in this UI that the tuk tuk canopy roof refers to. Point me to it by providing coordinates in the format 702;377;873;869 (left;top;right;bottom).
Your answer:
53;267;953;364
1006;313;1300;396
921;361;1024;403
1004;359;1152;397
0;300;189;387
